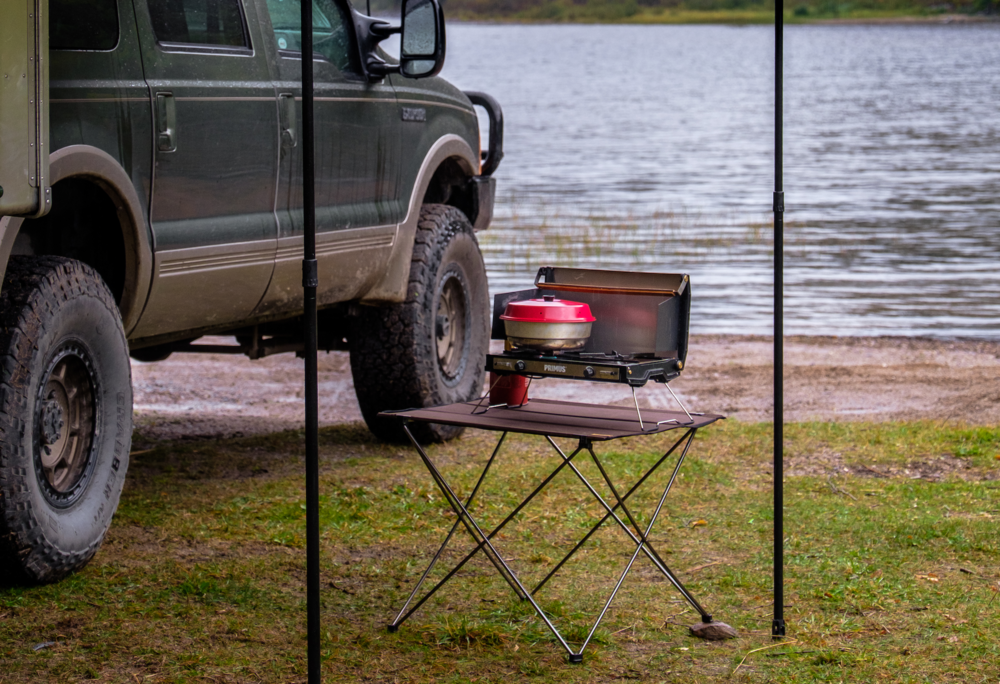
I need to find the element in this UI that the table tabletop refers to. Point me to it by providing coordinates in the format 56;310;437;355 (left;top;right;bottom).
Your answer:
380;398;723;441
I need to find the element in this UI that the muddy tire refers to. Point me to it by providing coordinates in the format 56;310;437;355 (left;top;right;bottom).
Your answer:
0;256;132;584
350;205;489;443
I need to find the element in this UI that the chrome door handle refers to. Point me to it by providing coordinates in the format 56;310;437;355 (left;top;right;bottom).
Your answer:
156;92;176;152
279;93;296;153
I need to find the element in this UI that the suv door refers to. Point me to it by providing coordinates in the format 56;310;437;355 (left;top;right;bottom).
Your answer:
130;0;279;338
252;0;403;316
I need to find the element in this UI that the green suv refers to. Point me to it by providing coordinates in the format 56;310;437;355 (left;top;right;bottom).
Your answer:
0;0;502;583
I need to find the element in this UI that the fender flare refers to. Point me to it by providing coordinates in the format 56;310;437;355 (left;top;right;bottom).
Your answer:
0;145;153;335
361;134;478;304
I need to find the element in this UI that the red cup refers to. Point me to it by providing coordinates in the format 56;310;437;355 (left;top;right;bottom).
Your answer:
490;372;529;407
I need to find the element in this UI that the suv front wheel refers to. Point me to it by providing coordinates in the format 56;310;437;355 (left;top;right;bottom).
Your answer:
0;257;132;583
350;205;489;442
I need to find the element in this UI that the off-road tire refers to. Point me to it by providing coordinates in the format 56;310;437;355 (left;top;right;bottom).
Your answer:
0;256;132;584
350;205;489;443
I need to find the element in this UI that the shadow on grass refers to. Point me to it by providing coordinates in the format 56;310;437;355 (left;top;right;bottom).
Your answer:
127;421;385;485
0;567;30;590
0;423;389;591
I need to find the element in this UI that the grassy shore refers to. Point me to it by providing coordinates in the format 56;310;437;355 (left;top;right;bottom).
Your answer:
1;420;998;682
436;0;997;24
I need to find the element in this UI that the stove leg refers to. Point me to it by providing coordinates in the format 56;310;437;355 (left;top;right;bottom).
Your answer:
631;385;650;431
664;382;704;424
470;374;508;414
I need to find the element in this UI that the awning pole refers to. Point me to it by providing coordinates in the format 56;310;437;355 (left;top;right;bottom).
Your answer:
772;0;786;640
301;0;322;679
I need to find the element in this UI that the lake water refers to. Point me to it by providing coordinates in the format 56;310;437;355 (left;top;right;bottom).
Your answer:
439;23;1000;338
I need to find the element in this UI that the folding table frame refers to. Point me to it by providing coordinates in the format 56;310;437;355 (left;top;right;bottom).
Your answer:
382;399;723;662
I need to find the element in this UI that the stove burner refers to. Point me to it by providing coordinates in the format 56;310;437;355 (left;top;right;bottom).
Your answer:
570;351;630;360
487;351;681;387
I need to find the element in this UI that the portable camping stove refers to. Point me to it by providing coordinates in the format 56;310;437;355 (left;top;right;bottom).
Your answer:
483;267;701;428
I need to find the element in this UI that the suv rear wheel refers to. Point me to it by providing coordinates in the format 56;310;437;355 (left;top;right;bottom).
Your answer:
350;205;489;443
0;257;132;583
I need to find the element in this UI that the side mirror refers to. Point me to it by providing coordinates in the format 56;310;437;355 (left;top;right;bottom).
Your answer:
351;0;445;82
400;0;445;78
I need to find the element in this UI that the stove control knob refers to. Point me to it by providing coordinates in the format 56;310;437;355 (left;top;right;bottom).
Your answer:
515;360;526;372
584;366;595;378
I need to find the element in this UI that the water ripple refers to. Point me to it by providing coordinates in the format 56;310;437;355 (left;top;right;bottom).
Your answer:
442;23;1000;338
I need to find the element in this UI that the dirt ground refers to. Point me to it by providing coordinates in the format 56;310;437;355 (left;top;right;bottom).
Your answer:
131;335;1000;441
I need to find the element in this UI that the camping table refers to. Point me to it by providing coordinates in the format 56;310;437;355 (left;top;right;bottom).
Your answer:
381;398;724;662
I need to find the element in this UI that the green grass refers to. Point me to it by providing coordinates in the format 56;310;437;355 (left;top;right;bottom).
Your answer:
480;208;781;276
1;420;998;682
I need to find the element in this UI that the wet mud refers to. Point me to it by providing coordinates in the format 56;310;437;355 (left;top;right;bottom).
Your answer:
131;335;1000;442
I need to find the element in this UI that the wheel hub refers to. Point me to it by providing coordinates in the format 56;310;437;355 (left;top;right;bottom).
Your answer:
436;313;451;340
34;343;97;502
40;398;66;456
435;271;469;383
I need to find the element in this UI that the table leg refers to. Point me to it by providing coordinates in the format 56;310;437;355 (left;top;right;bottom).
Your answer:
576;431;702;657
390;436;588;630
402;425;525;601
532;428;693;595
392;424;587;657
539;435;680;582
389;431;513;631
391;421;715;662
536;432;710;623
586;433;712;621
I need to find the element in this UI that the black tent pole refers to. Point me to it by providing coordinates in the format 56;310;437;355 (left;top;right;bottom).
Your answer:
772;0;786;640
301;0;322;680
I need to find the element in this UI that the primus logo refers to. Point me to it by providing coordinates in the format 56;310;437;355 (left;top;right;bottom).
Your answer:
544;364;567;373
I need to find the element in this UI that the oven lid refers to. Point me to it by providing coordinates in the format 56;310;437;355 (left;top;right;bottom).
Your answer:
500;295;596;324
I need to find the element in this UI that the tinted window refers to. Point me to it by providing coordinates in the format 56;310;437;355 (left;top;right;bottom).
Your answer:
265;0;357;73
149;0;249;47
50;0;119;51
